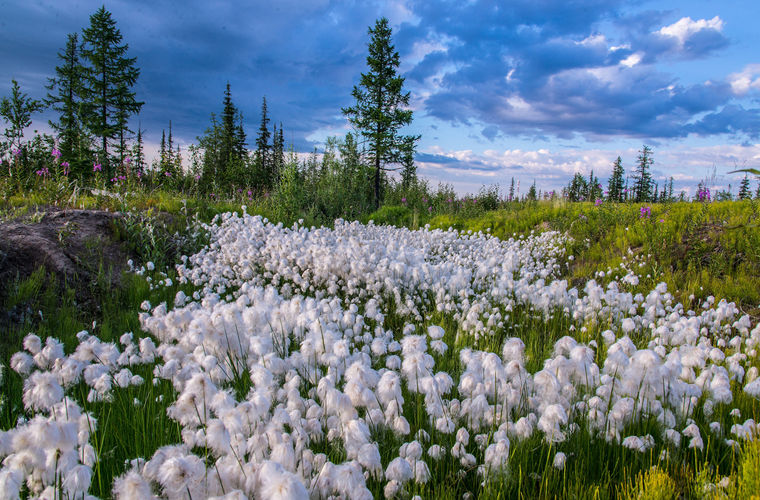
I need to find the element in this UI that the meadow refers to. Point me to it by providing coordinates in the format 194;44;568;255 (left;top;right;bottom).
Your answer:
1;186;760;499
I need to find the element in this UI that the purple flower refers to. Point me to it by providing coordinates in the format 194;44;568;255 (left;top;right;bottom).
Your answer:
401;197;407;203
61;161;70;175
639;206;651;218
195;174;201;181
247;190;252;197
595;199;603;206
51;148;62;159
165;171;171;177
124;156;132;164
428;206;433;212
12;148;21;156
36;167;49;177
93;162;102;172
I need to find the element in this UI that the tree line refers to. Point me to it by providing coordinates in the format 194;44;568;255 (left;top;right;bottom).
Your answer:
1;8;420;212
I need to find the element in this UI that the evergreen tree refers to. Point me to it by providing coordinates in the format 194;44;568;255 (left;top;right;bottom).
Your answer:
342;17;420;209
132;124;145;175
159;129;167;170
273;122;284;184
567;172;588;202
509;177;515;202
608;156;625;202
400;146;416;190
45;33;87;165
256;96;272;187
1;80;43;151
527;181;537;201
668;177;674;201
81;6;143;177
738;174;752;200
215;83;246;189
633;145;654;202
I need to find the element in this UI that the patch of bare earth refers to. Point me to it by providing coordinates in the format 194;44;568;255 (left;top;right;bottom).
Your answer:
0;207;133;314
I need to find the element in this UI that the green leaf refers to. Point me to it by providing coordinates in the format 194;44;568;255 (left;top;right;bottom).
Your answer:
728;168;760;176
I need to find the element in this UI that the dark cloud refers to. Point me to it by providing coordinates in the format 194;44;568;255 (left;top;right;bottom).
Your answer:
0;0;754;155
400;0;748;142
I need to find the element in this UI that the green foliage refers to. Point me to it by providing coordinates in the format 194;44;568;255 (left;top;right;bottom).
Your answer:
80;6;143;176
342;17;420;209
634;145;654;202
1;79;44;152
45;32;90;170
608;156;626;202
363;204;413;227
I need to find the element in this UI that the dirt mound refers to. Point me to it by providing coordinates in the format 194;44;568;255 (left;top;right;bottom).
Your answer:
0;208;132;306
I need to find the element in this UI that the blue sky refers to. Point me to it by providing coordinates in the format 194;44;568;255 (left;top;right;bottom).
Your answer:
2;0;760;195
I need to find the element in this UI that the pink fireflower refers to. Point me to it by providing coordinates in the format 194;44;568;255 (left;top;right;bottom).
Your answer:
93;162;102;172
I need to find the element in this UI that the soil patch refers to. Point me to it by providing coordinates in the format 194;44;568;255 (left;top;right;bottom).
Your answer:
0;207;133;314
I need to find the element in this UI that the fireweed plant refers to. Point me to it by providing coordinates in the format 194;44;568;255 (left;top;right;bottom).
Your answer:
1;210;759;499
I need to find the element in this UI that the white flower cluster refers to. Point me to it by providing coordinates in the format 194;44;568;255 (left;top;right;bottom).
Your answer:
1;332;153;499
3;213;759;499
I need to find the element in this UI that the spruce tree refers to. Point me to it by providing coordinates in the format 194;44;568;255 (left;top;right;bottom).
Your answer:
738;174;751;200
342;17;420;209
509;177;515;201
608;156;625;202
256;96;272;187
217;82;246;187
633;145;654;202
46;33;87;166
132;124;145;175
81;6;142;177
272;122;284;185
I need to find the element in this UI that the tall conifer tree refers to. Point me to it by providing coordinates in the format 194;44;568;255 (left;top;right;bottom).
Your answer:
342;17;420;209
46;33;87;165
81;6;143;177
633;145;654;202
607;156;625;202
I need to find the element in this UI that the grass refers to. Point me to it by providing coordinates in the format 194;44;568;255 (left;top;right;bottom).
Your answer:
1;183;760;498
424;199;760;317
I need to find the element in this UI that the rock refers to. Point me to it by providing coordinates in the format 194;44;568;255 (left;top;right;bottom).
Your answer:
0;207;133;310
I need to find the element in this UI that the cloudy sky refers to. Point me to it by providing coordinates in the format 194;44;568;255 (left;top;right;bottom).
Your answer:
2;0;760;195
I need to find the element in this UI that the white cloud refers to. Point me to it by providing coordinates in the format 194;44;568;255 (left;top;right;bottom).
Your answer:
620;53;642;68
657;16;723;46
416;142;760;195
728;64;760;95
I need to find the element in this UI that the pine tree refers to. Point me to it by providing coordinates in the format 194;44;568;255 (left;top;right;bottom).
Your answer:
46;33;87;166
132;124;145;175
633;145;654;202
668;177;674;201
342;17;420;209
81;6;143;177
509;177;515;202
159;130;167;170
273;122;284;184
527;181;537;201
608;156;625;202
211;83;246;189
738;174;752;200
567;173;588;202
256;96;272;187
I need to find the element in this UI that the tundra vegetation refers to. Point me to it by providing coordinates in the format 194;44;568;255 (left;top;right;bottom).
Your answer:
2;7;760;500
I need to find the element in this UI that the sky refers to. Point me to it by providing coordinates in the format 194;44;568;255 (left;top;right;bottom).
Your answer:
2;0;760;196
